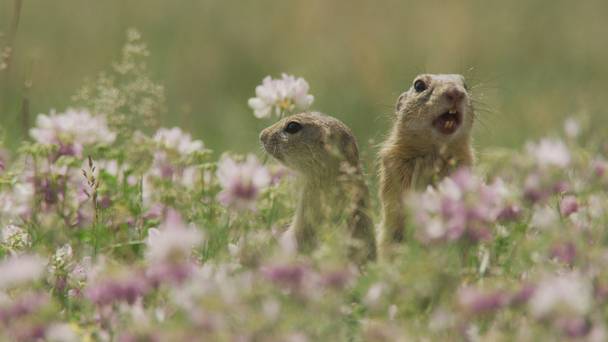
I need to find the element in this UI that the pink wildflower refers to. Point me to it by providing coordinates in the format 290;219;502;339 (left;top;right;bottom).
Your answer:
560;195;579;217
216;154;270;211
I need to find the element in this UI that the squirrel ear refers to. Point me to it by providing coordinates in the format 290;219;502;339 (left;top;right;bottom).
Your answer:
338;130;359;166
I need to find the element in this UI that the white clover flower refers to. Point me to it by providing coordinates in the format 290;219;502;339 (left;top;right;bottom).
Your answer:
51;244;74;272
29;109;116;151
153;127;204;156
0;254;46;289
437;178;463;201
145;210;204;263
364;282;386;308
526;138;571;168
530;205;559;230
216;154;271;211
248;74;314;119
1;224;31;252
529;272;592;318
564;117;581;138
0;182;34;220
45;323;80;342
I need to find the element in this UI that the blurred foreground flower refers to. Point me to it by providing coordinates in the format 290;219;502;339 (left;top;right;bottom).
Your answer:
526;138;571;169
86;273;150;306
29;108;116;157
559;195;579;217
1;224;31;254
0;254;46;289
409;168;510;244
564;117;581;138
217;154;270;211
458;286;509;316
153;127;204;156
0;182;34;220
529;272;592;319
145;209;203;264
248;74;314;119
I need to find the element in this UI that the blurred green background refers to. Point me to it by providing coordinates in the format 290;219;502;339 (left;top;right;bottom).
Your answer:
1;0;607;160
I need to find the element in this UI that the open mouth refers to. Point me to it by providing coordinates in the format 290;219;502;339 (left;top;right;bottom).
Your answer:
432;109;462;135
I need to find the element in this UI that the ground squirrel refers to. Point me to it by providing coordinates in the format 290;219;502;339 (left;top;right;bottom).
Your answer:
260;112;376;262
378;74;475;258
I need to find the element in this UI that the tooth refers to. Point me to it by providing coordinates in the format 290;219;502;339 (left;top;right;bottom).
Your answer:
449;109;457;114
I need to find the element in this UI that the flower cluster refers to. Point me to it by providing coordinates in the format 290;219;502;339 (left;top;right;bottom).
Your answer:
143;127;207;208
1;224;31;254
3;35;608;340
248;74;314;118
408;168;513;244
29;108;116;157
153;127;204;156
526;138;571;169
216;154;271;211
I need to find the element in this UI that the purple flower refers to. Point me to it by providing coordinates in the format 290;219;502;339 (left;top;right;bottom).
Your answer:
145;209;203;263
458;286;509;315
550;241;576;265
559;195;579;217
592;159;607;177
118;332;160;342
261;263;309;290
0;293;49;326
29;108;116;157
511;283;536;306
216;154;270;211
557;317;591;338
524;172;569;204
86;276;150;306
56;143;82;159
146;262;193;287
410;169;511;244
497;204;522;222
319;269;353;290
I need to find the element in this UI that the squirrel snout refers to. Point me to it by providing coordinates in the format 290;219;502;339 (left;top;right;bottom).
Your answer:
259;129;270;145
443;87;465;105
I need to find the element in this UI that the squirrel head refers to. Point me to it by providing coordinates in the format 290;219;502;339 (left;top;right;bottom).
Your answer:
260;112;360;178
394;74;474;145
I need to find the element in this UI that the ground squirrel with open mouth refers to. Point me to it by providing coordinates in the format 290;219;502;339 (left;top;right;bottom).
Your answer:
260;112;376;263
378;74;475;259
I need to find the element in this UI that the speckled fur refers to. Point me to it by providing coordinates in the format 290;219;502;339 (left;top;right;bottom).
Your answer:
378;74;475;260
260;112;376;263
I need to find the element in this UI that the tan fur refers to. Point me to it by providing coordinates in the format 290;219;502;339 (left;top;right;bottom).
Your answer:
378;74;475;260
260;112;376;263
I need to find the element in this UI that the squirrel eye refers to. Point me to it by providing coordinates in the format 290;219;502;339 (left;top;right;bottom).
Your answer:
413;79;427;93
284;121;302;134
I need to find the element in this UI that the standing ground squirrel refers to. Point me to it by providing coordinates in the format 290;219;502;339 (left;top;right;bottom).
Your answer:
378;74;475;258
260;112;376;263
